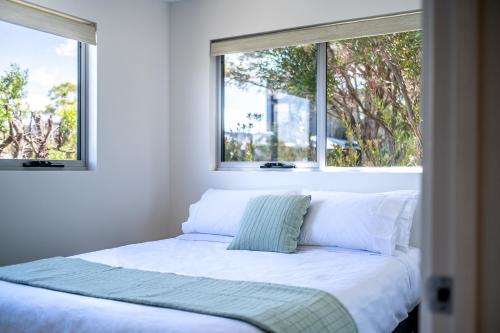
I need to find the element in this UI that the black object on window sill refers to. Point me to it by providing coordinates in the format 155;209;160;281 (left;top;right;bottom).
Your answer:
260;162;296;169
22;161;65;168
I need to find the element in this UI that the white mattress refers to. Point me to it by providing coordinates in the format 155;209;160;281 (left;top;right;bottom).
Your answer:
0;234;420;333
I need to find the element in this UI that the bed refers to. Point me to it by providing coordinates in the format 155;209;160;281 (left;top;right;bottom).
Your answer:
0;233;420;333
0;189;421;333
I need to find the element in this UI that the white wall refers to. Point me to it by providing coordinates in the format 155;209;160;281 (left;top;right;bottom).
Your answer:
0;0;170;265
169;0;422;231
0;0;423;265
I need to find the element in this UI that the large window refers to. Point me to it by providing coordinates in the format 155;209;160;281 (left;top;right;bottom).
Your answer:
0;0;96;169
216;13;422;169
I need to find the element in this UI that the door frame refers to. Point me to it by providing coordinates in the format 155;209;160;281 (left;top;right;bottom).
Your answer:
420;0;479;331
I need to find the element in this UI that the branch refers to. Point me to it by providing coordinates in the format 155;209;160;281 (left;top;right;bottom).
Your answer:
378;47;423;145
338;68;396;141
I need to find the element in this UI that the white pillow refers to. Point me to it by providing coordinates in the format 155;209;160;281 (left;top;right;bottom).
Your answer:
392;191;419;251
298;190;419;255
182;188;297;236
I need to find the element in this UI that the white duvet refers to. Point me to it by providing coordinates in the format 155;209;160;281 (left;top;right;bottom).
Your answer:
0;234;420;333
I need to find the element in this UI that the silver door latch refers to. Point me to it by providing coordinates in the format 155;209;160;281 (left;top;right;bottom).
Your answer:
427;275;453;314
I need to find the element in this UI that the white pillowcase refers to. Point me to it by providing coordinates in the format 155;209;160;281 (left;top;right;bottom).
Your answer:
182;188;297;236
299;190;419;255
392;191;420;251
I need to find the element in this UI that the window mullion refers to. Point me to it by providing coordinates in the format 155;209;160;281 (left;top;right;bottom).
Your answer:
78;42;88;167
316;42;327;170
217;56;224;166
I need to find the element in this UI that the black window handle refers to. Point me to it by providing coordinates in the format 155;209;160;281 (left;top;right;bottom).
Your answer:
22;161;64;168
260;162;296;169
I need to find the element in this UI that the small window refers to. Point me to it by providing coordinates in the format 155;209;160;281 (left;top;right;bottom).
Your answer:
0;21;85;168
214;13;422;169
0;1;95;170
221;45;317;164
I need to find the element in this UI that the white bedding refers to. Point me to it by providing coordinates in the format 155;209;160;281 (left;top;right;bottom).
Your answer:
0;234;420;333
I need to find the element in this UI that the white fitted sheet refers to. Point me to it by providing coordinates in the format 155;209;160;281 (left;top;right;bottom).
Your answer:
0;234;420;333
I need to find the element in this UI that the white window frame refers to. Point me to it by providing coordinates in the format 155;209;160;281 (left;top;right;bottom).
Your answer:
0;41;89;171
0;0;95;171
215;12;422;172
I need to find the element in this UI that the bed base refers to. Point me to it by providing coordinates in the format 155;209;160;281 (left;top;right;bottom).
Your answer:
392;305;419;333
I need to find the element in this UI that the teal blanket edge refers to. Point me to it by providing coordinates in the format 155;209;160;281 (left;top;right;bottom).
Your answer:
0;257;357;333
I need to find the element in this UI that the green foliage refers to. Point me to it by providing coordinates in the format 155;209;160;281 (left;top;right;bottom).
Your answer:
326;114;361;167
327;31;422;166
275;142;315;162
224;113;261;162
48;82;77;158
326;145;360;167
0;63;77;160
224;110;315;162
224;45;318;162
224;136;254;162
226;45;317;101
0;64;28;135
224;31;422;167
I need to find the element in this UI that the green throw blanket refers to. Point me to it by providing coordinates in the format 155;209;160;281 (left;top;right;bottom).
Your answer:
0;257;357;333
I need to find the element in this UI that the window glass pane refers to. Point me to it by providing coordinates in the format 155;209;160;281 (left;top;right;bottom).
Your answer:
326;31;422;167
0;21;78;160
222;45;317;162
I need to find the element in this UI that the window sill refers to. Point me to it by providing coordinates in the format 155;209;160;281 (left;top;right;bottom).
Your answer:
0;162;89;171
215;166;422;173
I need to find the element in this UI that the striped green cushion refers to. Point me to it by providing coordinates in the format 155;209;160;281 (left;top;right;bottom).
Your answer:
227;195;311;253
